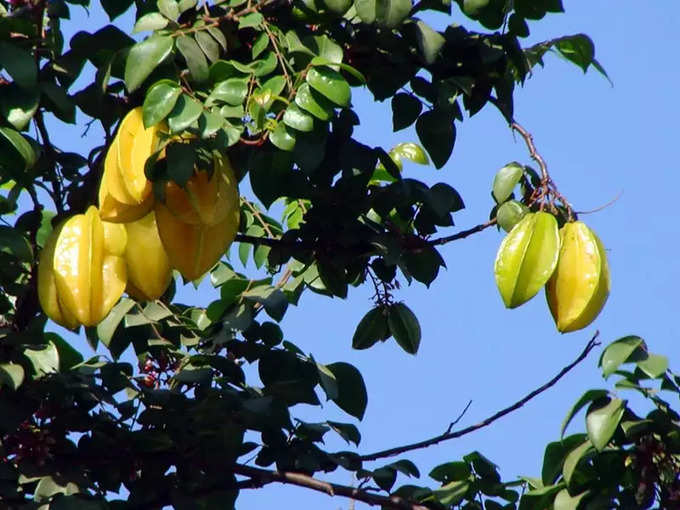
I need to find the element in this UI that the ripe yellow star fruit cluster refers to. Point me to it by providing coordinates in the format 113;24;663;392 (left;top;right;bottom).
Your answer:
38;108;240;329
494;212;610;333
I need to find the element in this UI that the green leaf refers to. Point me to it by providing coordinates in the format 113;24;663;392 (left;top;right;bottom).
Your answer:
586;397;625;451
132;12;169;33
599;336;643;378
239;12;264;28
23;342;60;378
143;79;181;127
206;77;249;106
306;66;351;107
97;298;136;347
388;302;421;355
167;94;203;133
390;142;429;165
157;0;180;19
414;21;445;65
0;225;32;262
41;81;76;124
0;363;25;390
496;200;529;233
352;307;389;350
561;389;608;436
269;123;296;151
432;480;469;506
492;162;523;203
0;41;37;88
355;0;412;27
46;333;84;371
198;110;225;138
252;32;269;59
326;362;368;420
283;103;315;132
0;84;39;131
555;34;594;73
295;82;335;121
102;0;135;19
125;35;174;92
401;246;444;287
317;361;339;401
166;142;197;186
554;488;589;510
34;476;79;503
637;353;668;379
0;127;37;172
416;109;455;169
327;421;361;446
317;261;348;298
177;35;210;83
562;439;592;486
392;93;422;131
429;462;471;483
541;434;586;486
195;30;220;63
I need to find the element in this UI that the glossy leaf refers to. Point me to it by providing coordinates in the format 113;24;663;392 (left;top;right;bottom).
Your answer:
177;35;210;83
562;439;592;487
283;103;315;132
561;389;608;437
206;78;249;106
295;83;334;121
414;21;445;65
132;12;169;33
599;335;643;378
125;35;174;92
167;94;203;133
306;66;351;107
143;79;181;127
492;162;523;203
388;302;421;355
586;397;625;451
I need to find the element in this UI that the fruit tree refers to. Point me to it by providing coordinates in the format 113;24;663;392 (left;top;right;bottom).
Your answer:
1;0;679;508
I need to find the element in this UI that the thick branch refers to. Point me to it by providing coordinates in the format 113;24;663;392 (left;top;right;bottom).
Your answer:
233;464;431;510
360;333;600;462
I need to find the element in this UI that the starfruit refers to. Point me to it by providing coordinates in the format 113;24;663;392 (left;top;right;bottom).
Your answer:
494;211;560;308
38;206;127;328
155;152;240;281
162;152;238;226
124;211;173;301
546;221;610;333
98;107;160;222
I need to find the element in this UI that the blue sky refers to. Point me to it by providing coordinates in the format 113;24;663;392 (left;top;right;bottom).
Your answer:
37;2;680;508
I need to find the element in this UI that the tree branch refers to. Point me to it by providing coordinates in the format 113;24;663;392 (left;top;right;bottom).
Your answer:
511;121;549;183
359;333;600;462
233;463;432;510
428;219;496;246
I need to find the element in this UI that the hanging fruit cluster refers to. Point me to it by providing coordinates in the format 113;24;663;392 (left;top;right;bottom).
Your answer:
490;157;610;333
38;108;240;329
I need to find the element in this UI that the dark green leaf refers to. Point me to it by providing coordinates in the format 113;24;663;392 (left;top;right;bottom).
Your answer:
239;12;264;28
195;30;220;63
0;41;37;88
402;246;444;287
327;421;361;446
166;142;196;186
101;0;134;19
0;127;37;172
206;77;249;106
556;34;594;72
432;480;469;506
177;35;209;83
327;362;368;420
416;109;455;169
392;93;422;131
97;298;136;347
269;123;296;151
352;307;389;350
0;225;32;262
45;333;84;371
562;439;592;486
125;35;174;92
430;461;471;483
198;110;224;138
23;342;60;378
355;0;412;27
167;93;203;133
143;79;181;127
0;84;39;130
414;21;445;64
388;302;421;354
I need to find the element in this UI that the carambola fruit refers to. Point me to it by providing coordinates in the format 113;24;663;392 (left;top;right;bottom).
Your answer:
98;107;160;222
38;206;127;328
124;211;173;301
546;221;610;332
494;211;560;308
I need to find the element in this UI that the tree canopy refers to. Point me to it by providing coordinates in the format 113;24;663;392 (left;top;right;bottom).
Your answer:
1;0;679;509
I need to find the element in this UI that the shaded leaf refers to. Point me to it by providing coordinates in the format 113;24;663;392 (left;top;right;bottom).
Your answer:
125;35;174;92
416;109;455;169
388;302;421;354
352;306;389;350
586;397;625;451
327;362;368;420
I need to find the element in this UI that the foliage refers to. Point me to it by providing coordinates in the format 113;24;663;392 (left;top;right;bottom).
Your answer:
0;0;671;509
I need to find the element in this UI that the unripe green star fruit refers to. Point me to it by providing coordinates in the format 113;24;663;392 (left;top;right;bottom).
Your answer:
38;207;128;327
124;211;173;301
546;222;610;333
496;200;529;233
494;211;560;308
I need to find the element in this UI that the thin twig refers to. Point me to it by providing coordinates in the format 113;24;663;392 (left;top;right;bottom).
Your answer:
429;219;496;246
575;190;623;215
233;464;432;510
359;333;600;462
242;198;275;238
511;121;549;183
262;21;293;92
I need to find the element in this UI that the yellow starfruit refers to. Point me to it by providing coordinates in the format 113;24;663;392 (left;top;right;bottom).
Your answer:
163;152;238;226
546;221;610;332
494;211;560;309
38;206;128;328
154;152;240;281
98;107;160;222
124;211;173;301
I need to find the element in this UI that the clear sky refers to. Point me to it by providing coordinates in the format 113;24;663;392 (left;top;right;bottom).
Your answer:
37;2;680;508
